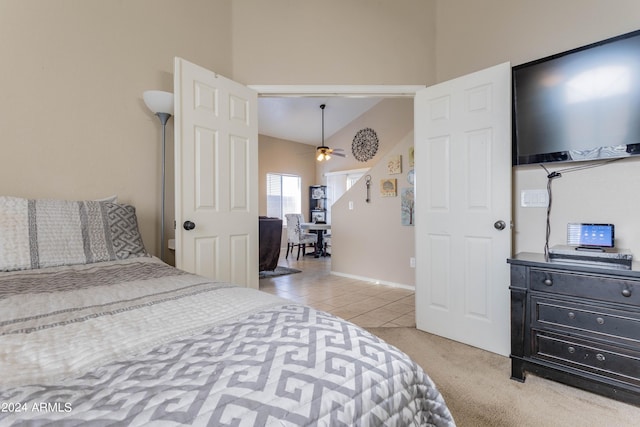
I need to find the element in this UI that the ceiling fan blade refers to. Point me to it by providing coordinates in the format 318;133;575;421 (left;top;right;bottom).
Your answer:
333;152;347;157
332;148;345;152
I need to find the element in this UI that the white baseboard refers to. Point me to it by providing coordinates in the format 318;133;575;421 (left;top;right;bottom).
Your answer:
330;270;415;291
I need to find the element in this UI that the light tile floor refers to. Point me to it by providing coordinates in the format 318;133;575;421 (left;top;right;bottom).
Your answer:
259;252;415;328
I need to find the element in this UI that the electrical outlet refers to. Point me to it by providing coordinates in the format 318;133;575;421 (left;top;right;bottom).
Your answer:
348;201;354;210
410;257;416;268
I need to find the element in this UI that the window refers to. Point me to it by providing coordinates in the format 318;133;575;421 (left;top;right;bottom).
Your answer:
346;171;366;190
266;173;302;224
325;168;369;223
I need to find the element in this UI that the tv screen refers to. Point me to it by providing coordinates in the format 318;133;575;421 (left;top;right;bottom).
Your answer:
512;29;640;165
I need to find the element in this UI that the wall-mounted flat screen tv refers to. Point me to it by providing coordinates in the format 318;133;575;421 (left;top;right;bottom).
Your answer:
512;29;640;166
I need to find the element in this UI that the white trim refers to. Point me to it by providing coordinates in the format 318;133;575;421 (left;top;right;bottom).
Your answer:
248;84;425;98
324;167;370;177
330;270;415;291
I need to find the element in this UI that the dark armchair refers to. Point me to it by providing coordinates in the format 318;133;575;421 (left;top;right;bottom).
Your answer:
259;216;283;271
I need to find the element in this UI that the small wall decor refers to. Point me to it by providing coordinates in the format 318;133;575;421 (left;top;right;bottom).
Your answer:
387;154;402;174
380;178;397;197
401;187;415;226
365;174;372;203
408;146;415;167
352;127;379;162
407;169;415;185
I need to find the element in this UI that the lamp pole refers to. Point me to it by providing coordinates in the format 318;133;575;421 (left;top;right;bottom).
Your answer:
143;90;174;262
155;112;171;262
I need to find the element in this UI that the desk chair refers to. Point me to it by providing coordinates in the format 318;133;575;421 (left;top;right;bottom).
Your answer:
284;214;317;260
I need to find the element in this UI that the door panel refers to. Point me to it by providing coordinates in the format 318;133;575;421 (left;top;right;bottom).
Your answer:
174;57;258;289
464;236;490;319
426;136;450;210
466;129;491;209
194;126;217;209
415;62;511;356
195;237;217;279
229;135;249;211
429;235;451;310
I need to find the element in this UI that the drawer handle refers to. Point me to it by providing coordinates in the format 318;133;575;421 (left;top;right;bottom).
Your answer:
622;288;632;297
543;278;553;286
596;353;606;362
596;317;605;325
568;346;576;354
568;312;576;320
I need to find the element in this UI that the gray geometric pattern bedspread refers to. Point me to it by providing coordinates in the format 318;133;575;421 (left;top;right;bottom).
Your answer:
0;259;455;426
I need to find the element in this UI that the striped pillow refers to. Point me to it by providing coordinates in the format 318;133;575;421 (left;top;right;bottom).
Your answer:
0;196;148;271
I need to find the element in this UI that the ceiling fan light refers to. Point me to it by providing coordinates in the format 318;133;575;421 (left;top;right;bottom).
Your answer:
316;104;334;162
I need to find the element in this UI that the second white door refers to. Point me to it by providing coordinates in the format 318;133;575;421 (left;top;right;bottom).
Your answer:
415;62;512;356
174;57;259;289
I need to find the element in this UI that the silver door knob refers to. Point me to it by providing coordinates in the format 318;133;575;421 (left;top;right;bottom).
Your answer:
183;220;196;231
494;220;506;230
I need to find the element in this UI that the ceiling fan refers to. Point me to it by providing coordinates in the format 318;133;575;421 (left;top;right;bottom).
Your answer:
316;104;346;161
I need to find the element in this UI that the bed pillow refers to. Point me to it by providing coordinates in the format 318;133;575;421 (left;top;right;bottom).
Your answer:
0;196;148;272
94;195;118;203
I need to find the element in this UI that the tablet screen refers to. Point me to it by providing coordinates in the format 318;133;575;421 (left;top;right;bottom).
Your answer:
567;223;614;248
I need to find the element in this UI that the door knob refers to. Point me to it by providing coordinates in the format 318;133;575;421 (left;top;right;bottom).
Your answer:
183;220;196;231
494;220;506;230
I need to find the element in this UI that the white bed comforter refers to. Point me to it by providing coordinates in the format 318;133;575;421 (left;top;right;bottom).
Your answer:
0;258;455;426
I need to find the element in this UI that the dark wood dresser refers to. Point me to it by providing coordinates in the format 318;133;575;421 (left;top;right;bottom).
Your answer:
508;252;640;405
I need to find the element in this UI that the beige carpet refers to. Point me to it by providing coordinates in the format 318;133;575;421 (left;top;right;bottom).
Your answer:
367;327;639;427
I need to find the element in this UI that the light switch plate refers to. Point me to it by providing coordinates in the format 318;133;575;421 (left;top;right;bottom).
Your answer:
521;189;549;207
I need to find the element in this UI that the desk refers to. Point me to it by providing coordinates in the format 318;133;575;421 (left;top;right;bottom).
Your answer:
301;223;331;257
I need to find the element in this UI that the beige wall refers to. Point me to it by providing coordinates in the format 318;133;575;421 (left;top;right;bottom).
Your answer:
331;130;416;287
435;0;640;256
0;0;232;264
257;134;317;220
322;99;415;286
435;0;640;83
231;0;437;86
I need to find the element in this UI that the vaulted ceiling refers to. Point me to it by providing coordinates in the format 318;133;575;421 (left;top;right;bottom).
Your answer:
257;97;382;145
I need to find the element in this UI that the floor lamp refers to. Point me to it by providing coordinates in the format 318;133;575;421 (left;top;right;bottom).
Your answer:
143;90;174;262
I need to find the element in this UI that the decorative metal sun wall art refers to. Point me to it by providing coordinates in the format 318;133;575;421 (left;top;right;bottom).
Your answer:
351;128;379;162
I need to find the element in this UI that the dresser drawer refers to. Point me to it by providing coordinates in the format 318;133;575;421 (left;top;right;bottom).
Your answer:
533;331;640;385
532;297;640;344
530;269;640;305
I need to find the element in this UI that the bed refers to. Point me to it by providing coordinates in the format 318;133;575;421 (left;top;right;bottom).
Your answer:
0;196;455;426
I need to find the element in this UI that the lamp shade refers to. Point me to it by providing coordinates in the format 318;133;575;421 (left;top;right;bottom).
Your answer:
143;90;174;115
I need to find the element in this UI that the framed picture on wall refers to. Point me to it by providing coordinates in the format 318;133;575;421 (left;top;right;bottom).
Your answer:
387;155;402;174
380;178;397;197
401;187;415;226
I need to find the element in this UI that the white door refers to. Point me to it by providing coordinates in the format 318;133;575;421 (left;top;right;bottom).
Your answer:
414;62;512;356
174;57;258;289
